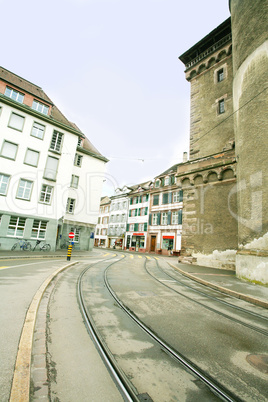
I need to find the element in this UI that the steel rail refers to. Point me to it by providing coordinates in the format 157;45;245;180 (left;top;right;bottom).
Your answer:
104;263;240;402
77;254;140;402
160;260;268;320
144;259;268;336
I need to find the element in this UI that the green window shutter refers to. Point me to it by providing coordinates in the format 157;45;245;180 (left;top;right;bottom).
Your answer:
167;211;171;225
130;198;133;205
139;196;142;203
129;210;131;217
146;194;149;201
168;192;172;203
126;224;129;231
144;223;147;232
138;208;141;216
178;209;182;224
157;212;161;225
161;178;165;186
163;193;168;204
171;175;175;184
135;209;138;216
179;190;183;202
134;223;138;231
149;213;152;225
145;207;148;215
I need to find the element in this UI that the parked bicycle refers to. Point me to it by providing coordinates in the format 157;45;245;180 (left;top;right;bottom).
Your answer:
32;239;51;251
60;239;70;249
11;238;32;251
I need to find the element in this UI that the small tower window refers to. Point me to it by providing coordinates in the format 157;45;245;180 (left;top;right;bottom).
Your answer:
217;68;224;82
219;99;225;114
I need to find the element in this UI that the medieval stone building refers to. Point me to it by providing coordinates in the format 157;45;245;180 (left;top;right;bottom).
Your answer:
178;0;267;284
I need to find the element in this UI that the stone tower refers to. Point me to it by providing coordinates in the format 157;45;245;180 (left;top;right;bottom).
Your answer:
229;0;268;283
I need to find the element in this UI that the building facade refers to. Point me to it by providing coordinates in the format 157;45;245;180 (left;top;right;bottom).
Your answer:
94;196;111;248
125;182;150;252
148;166;183;255
229;0;268;284
0;67;107;251
108;187;131;249
178;18;238;269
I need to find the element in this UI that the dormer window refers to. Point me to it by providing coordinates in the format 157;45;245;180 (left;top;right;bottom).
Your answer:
155;180;160;188
5;86;24;103
77;137;83;147
164;176;170;186
32;100;49;115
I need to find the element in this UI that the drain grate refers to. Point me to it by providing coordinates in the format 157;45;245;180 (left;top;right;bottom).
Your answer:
138;393;154;401
246;354;268;374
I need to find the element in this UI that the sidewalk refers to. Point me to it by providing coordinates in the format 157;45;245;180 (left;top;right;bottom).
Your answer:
0;248;267;309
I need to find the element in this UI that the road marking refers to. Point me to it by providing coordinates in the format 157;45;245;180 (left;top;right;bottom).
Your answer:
0;266;9;270
138;256;142;259
129;255;134;258
155;257;159;260
146;256;151;259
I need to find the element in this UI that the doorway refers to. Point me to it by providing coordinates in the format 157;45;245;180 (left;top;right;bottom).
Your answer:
150;236;156;252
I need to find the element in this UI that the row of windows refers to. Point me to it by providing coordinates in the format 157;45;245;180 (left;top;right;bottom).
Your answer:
4;86;50;115
0;215;48;239
129;207;148;217
110;214;126;223
153;190;183;206
110;201;127;211
0;139;82;179
0;173;79;202
127;223;148;232
130;194;149;204
150;210;182;226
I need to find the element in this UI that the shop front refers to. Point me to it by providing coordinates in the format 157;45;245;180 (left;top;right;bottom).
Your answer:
162;234;174;255
127;232;146;252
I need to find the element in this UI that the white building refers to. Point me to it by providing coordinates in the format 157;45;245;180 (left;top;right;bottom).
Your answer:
0;67;108;251
108;187;132;249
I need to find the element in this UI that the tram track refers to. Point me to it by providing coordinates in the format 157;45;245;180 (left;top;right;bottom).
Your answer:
78;253;246;401
143;257;268;337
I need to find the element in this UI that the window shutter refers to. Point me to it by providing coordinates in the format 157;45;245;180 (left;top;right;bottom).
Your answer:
168;192;172;204
126;224;129;231
157;213;161;225
146;194;149;201
135;209;138;216
130;198;133;205
179;190;183;202
134;223;138;231
129;210;131;217
149;213;152;225
145;207;148;215
167;211;171;225
178;209;182;224
161;178;165;186
139;196;142;203
138;208;141;216
171;175;175;184
144;223;147;232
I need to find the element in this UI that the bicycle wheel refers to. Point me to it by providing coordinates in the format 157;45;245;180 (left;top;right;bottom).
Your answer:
42;244;51;251
11;243;18;250
23;242;32;251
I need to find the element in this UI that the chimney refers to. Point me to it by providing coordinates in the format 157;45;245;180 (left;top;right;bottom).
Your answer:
183;152;188;162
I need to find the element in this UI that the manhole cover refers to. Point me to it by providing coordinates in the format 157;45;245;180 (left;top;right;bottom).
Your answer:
246;354;268;374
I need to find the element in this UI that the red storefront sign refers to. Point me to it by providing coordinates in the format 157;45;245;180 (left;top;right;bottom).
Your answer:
133;233;144;236
163;236;174;239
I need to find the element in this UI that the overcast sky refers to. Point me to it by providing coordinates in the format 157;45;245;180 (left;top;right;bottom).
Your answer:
2;0;230;196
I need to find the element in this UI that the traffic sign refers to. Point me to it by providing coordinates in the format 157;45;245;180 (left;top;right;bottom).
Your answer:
69;232;75;239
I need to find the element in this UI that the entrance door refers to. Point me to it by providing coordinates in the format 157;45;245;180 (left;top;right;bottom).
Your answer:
150;236;156;252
